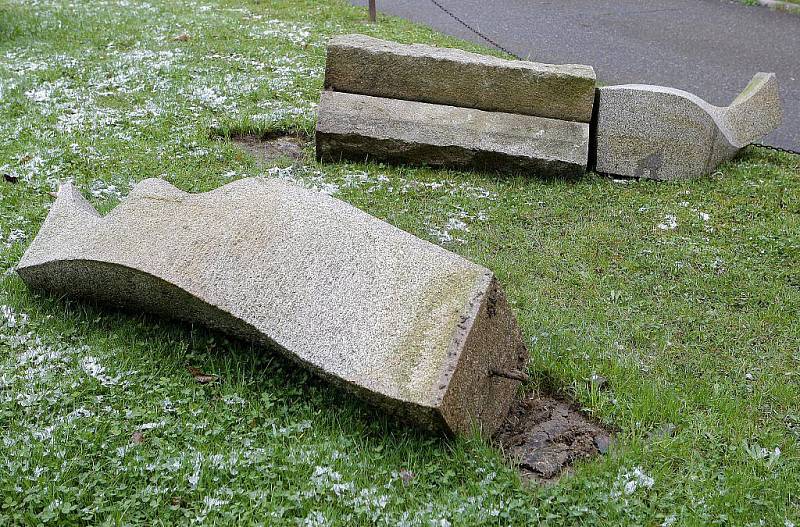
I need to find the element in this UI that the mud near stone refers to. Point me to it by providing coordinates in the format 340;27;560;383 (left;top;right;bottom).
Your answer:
233;133;308;164
494;395;613;484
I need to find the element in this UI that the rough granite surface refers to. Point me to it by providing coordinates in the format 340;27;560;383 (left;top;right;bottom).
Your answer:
316;91;589;177
595;72;783;180
324;34;596;123
16;178;529;435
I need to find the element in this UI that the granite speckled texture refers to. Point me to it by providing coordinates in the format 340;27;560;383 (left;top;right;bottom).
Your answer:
595;72;783;180
17;178;529;435
325;34;597;123
316;91;589;177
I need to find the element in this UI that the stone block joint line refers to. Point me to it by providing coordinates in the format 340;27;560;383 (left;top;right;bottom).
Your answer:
318;34;595;176
425;0;799;157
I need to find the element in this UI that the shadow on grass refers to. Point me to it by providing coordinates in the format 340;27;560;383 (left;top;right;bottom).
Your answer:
26;287;452;446
21;282;613;484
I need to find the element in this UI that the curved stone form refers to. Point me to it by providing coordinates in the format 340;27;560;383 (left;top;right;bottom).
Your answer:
17;178;528;435
595;72;783;180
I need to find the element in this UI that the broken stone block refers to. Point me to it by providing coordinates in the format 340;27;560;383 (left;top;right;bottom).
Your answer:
316;91;589;177
17;178;529;435
325;34;597;123
594;72;783;180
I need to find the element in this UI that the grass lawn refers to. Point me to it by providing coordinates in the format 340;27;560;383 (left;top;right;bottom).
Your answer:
1;0;799;525
743;0;800;7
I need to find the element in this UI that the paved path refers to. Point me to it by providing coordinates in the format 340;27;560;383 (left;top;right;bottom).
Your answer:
351;0;799;150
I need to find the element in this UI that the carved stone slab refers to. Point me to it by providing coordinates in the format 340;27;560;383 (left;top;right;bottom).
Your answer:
17;178;528;435
325;34;597;123
316;91;589;177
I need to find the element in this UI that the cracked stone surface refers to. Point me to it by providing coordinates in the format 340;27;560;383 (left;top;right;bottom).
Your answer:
17;177;529;435
595;72;783;180
325;34;596;123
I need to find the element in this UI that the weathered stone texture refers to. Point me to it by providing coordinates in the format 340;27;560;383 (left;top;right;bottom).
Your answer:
17;178;528;435
721;72;783;147
595;72;782;180
324;34;596;123
316;91;589;177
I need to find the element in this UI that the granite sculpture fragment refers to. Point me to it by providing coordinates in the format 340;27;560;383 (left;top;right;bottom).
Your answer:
17;178;529;435
594;72;783;180
324;34;597;123
316;91;589;177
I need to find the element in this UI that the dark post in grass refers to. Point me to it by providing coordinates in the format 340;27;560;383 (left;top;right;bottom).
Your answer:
368;0;377;23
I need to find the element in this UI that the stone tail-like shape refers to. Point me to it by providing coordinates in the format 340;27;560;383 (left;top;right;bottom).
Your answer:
594;72;783;180
17;178;529;435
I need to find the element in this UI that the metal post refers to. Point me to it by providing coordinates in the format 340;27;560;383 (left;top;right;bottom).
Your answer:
368;0;377;23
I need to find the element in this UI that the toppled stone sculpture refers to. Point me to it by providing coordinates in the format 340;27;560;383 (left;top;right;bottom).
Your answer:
594;72;783;180
324;34;596;123
317;34;595;176
317;91;589;177
17;178;529;435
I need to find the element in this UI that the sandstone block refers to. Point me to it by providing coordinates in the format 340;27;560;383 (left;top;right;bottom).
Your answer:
324;34;596;123
594;72;783;180
17;178;529;435
316;91;589;177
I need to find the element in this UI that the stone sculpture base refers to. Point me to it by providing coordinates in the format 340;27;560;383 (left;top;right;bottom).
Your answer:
324;33;596;123
317;34;783;181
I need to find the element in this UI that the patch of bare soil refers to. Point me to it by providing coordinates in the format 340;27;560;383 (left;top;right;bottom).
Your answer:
494;395;613;484
233;133;308;164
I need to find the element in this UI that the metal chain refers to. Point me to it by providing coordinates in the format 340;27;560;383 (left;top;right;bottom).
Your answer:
751;142;800;156
427;0;799;156
426;0;521;59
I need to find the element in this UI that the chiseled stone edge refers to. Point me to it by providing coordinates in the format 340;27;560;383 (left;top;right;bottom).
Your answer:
324;33;596;123
438;275;528;435
16;180;528;435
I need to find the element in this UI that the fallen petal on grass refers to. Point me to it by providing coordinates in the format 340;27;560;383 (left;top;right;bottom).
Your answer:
187;366;220;384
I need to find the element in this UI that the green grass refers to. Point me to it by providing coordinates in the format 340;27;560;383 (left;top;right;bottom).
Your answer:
1;0;799;525
741;0;800;7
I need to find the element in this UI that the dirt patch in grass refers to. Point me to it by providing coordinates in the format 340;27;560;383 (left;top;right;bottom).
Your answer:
494;395;613;484
232;133;308;164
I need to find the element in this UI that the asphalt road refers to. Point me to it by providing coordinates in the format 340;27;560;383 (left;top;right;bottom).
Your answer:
350;0;799;150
